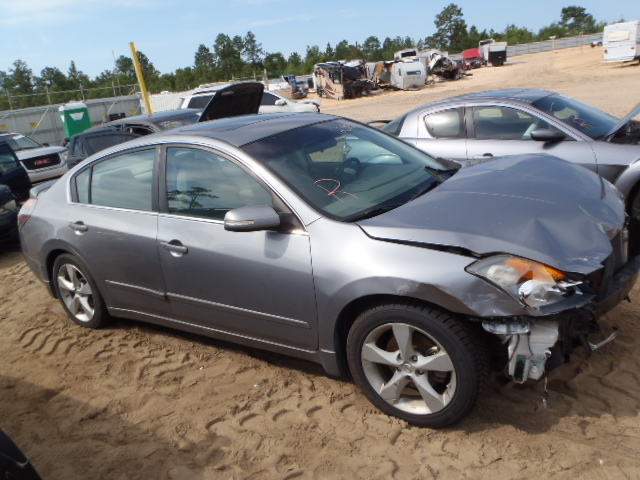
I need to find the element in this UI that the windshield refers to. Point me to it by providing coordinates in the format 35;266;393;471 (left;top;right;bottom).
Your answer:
532;93;619;139
1;134;41;151
242;119;447;221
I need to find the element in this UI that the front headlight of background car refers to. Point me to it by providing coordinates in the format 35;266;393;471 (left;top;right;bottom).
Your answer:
0;198;17;216
466;255;581;310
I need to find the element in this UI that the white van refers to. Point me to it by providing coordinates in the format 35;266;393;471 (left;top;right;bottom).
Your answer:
603;20;640;63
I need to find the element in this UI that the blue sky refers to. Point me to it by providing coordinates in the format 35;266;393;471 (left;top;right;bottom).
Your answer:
1;0;637;78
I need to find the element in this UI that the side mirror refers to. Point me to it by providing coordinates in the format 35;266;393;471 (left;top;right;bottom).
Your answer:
41;142;50;147
275;99;287;106
530;128;566;142
224;205;281;232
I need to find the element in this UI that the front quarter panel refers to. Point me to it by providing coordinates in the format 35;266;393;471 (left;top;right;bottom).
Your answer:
306;219;528;352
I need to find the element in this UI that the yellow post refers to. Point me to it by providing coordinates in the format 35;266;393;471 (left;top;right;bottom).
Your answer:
129;42;153;117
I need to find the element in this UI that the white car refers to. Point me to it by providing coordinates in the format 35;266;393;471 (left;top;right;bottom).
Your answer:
180;88;320;113
0;132;68;183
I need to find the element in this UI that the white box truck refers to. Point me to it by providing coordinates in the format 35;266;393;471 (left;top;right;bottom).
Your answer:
603;20;640;63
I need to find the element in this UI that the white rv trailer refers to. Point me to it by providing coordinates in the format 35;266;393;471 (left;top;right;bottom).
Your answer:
603;21;640;63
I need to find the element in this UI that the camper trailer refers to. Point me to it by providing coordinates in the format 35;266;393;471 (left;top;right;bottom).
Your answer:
390;60;426;90
603;21;640;63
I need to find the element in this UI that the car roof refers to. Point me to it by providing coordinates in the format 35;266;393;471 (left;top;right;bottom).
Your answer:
123;112;338;149
107;108;202;127
425;89;556;108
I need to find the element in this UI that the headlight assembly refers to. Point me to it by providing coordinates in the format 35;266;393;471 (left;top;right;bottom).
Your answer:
466;255;582;310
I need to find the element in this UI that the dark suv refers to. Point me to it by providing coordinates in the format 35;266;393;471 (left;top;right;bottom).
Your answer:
0;141;30;244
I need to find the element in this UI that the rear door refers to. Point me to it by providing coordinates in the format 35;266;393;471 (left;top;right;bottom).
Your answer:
64;147;170;317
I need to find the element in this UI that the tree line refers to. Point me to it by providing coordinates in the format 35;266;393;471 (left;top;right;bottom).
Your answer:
0;5;615;110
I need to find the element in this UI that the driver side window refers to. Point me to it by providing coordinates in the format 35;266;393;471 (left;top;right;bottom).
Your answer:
472;106;551;140
166;147;273;220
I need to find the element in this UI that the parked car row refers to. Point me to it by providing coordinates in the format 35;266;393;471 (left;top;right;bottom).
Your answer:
17;82;640;428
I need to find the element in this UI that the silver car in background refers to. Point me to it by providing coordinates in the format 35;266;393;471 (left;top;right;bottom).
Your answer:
18;112;640;428
381;89;640;216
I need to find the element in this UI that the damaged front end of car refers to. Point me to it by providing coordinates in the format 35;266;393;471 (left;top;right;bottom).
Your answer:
473;224;640;384
359;153;640;389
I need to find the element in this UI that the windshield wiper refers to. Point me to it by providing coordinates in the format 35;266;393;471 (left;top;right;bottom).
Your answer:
424;165;458;183
347;204;405;222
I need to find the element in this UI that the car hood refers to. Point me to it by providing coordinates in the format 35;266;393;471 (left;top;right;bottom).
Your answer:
199;82;264;122
358;154;625;274
606;101;640;138
14;145;67;160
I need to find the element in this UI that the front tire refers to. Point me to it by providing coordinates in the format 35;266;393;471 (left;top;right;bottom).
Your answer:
347;303;487;428
52;254;110;329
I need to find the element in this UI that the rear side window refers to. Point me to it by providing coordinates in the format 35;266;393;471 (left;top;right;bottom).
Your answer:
261;92;278;106
186;94;214;109
85;134;137;155
424;109;464;138
74;149;155;211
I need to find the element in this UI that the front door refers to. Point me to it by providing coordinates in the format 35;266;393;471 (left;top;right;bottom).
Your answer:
157;146;318;349
465;105;597;169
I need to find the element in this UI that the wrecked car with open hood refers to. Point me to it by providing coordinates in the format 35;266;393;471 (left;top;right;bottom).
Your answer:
18;113;640;428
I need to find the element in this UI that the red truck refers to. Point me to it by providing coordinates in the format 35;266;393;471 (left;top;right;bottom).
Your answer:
462;48;483;70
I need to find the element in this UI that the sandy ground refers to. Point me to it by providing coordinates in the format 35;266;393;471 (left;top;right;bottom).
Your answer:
2;47;640;479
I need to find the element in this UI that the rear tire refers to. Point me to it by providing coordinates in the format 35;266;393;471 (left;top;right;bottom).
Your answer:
52;254;110;329
347;303;487;428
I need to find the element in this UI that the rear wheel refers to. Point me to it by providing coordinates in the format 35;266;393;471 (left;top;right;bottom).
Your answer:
347;303;487;428
52;254;110;329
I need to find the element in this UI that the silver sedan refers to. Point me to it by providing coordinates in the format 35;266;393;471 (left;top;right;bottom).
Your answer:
18;112;640;428
382;89;640;216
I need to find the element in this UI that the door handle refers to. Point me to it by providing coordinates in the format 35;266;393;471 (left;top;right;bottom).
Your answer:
68;221;88;233
160;241;188;254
